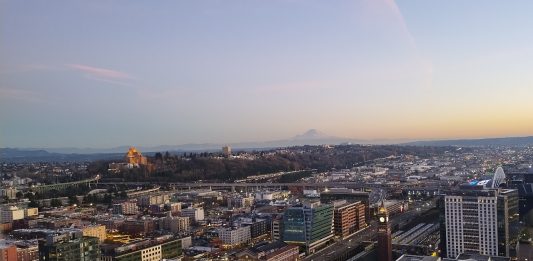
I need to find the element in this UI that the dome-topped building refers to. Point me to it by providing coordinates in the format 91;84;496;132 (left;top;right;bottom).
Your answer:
126;147;148;167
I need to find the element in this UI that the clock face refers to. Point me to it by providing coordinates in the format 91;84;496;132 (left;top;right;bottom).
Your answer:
379;217;385;222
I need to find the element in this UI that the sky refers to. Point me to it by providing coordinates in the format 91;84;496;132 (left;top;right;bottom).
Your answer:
2;0;533;148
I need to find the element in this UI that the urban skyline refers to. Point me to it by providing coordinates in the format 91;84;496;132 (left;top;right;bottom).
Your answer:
2;1;533;148
2;2;533;260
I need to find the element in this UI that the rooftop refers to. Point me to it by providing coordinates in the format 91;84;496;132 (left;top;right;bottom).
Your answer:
396;254;439;261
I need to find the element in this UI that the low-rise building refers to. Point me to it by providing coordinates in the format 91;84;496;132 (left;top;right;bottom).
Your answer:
121;219;155;237
158;214;190;233
38;230;99;261
14;241;39;261
113;202;138;215
0;243;17;261
138;194;170;207
102;235;183;261
181;207;204;222
236;217;268;239
82;225;107;243
1;207;24;223
218;226;251;246
228;195;255;209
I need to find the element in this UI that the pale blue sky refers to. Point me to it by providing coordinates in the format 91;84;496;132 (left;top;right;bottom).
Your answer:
2;0;533;148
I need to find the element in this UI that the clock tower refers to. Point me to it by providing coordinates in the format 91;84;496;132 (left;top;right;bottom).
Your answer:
377;201;392;261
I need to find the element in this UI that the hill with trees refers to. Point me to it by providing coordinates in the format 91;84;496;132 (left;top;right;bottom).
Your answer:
90;145;456;183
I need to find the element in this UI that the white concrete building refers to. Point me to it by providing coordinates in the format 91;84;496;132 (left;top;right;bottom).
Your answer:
217;226;251;246
181;207;204;222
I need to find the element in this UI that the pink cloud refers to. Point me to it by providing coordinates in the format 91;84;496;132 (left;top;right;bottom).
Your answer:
67;63;133;80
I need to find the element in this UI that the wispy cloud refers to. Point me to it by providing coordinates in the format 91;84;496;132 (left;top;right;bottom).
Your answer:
370;0;434;89
67;63;134;86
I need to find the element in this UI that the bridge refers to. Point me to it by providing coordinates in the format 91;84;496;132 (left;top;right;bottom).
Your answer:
96;181;380;191
29;175;100;194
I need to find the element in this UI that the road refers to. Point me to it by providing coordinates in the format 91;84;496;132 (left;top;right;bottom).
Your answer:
97;181;373;189
305;201;435;261
305;222;377;261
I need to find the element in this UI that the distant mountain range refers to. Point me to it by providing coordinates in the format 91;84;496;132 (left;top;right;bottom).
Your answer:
403;136;533;147
8;129;377;155
2;130;533;162
0;148;124;163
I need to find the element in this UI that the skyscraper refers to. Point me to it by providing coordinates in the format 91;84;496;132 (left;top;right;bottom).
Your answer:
439;169;518;258
282;201;333;254
377;201;392;261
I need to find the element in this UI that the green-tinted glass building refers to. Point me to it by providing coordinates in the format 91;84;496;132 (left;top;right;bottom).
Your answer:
39;236;99;261
282;202;333;254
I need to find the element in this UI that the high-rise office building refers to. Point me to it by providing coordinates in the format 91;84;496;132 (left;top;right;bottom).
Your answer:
282;201;333;254
377;201;392;261
439;169;518;258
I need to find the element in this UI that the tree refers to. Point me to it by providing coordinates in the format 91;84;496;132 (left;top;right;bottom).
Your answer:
119;191;128;199
25;192;34;200
16;191;24;199
68;196;79;206
519;228;531;241
28;200;40;208
103;194;112;204
50;198;62;208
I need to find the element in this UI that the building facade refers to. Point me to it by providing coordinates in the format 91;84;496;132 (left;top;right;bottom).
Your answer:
0;244;17;261
159;215;190;233
105;237;182;261
113;202;138;215
82;225;107;243
377;201;392;261
15;242;39;261
332;200;366;239
440;187;518;258
38;235;99;261
320;189;370;222
218;226;251;246
282;202;333;254
181;207;205;222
